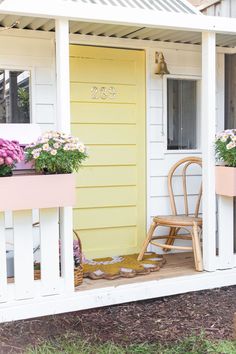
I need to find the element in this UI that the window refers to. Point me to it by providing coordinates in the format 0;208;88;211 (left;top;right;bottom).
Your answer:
0;70;30;124
167;78;198;150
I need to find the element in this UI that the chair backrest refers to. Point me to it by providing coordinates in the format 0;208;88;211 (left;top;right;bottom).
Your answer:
168;157;202;217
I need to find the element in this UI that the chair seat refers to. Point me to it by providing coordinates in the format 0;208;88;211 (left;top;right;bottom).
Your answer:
153;215;202;227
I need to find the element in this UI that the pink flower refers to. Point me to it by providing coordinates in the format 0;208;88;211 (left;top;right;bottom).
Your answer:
0;157;4;165
5;156;13;166
0;139;24;168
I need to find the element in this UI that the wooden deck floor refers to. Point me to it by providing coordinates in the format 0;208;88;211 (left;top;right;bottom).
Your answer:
76;252;198;292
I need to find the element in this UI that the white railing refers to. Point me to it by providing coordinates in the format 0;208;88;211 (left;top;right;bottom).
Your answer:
217;196;236;270
0;207;74;304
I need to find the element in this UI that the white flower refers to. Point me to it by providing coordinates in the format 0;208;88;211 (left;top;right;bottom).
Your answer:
78;145;85;153
52;132;60;138
63;144;70;151
42;143;50;151
32;152;40;159
220;135;228;142
50;149;57;156
53;142;60;149
27;142;36;148
32;148;42;155
226;141;236;150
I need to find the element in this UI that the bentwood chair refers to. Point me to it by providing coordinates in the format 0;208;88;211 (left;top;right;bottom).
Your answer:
138;157;203;271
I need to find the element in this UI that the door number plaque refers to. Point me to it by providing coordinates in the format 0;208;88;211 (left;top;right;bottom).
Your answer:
91;86;117;100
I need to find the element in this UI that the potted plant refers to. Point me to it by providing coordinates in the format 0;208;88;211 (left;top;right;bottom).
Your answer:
24;131;87;174
215;129;236;196
0;138;24;177
0;131;87;211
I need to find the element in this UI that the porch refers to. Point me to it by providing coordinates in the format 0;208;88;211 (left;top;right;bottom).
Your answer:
2;252;236;323
0;0;236;323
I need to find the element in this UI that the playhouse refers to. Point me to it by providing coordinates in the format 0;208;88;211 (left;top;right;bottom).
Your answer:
0;0;235;322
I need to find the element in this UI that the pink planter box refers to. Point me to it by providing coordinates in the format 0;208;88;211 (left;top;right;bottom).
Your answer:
0;173;76;211
215;166;236;197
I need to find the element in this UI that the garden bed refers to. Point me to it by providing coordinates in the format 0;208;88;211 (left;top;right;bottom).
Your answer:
0;286;235;352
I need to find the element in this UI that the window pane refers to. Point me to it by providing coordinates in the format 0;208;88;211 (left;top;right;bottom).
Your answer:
167;79;197;150
0;70;30;124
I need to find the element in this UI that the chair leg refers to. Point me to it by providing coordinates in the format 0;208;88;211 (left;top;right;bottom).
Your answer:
163;227;177;252
137;222;158;261
192;222;203;272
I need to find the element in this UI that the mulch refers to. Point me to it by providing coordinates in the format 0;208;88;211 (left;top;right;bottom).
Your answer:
0;286;235;353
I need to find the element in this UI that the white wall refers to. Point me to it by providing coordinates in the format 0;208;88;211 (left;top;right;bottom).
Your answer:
202;0;236;18
0;32;56;258
0;32;56;135
147;46;224;251
0;31;226;256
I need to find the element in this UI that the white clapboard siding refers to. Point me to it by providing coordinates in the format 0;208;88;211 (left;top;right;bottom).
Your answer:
150;89;162;107
147;45;224;265
13;210;34;300
150;107;162;125
150;142;165;159
150;127;165;142
0;213;7;303
147;47;203;258
150;155;202;177
151;175;201;197
202;0;236;18
150;195;201;217
40;208;60;296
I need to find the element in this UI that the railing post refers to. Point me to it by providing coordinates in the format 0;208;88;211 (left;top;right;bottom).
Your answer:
217;196;234;269
201;32;217;271
60;207;74;293
0;212;7;302
55;18;70;133
55;19;74;292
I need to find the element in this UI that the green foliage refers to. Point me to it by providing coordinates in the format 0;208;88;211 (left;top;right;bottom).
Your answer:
25;131;88;174
26;334;236;354
0;164;12;177
215;129;236;167
18;87;29;113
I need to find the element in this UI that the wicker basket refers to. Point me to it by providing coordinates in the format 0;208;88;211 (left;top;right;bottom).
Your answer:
34;230;83;287
73;230;83;287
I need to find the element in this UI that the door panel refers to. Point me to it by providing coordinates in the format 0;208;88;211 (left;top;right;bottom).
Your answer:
70;45;146;258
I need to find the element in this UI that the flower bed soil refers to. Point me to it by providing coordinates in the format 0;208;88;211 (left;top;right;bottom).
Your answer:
0;286;235;353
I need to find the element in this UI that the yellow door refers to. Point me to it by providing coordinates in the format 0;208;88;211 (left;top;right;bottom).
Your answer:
70;45;146;259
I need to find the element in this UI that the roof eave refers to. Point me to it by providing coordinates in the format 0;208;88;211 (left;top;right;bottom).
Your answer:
0;0;236;35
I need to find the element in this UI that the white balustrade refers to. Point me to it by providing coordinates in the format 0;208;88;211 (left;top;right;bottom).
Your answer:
0;207;74;305
0;212;7;303
217;196;236;269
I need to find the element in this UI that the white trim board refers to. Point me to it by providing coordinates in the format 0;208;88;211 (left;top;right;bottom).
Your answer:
1;0;236;34
0;268;236;323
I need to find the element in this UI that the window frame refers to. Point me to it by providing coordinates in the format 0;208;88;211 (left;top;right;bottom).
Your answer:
163;74;201;154
0;66;33;125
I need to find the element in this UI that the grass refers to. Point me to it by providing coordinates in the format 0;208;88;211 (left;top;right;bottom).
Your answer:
26;333;236;354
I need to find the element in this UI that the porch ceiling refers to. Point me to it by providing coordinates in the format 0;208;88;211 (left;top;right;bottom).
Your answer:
0;15;236;47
